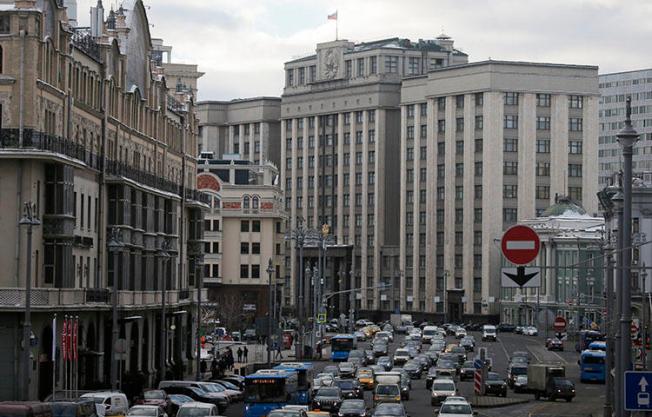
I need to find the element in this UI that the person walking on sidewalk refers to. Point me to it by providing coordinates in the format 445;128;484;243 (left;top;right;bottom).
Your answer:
243;346;249;362
274;342;282;360
237;347;243;363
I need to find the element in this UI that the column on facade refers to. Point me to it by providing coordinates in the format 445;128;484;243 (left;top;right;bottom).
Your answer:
228;125;235;154
425;99;437;312
136;317;143;371
238;125;245;158
260;122;268;164
312;117;320;229
517;93;536;220
125;321;134;371
481;92;505;314
373;109;384;310
348;112;357;306
291;118;298;308
336;114;345;243
399;105;407;311
582;96;599;214
411;108;421;311
462;94;475;314
443;96;456;295
361;111;370;309
248;123;255;163
281;119;292;304
546;240;555;301
550;94;569;202
302;118;309;222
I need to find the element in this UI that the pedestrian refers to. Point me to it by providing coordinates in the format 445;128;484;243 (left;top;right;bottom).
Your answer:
243;346;249;362
237;347;243;363
275;342;282;360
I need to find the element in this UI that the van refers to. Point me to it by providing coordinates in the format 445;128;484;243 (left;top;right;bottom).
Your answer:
482;325;497;342
0;402;53;417
373;384;401;404
79;392;129;417
422;326;438;344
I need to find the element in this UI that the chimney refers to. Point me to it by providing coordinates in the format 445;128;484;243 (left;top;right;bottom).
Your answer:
90;0;104;37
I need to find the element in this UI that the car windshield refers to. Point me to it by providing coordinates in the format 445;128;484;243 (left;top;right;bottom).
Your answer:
336;380;354;389
349;351;364;358
374;404;404;416
219;381;239;390
432;382;455;391
440;403;472;414
202;383;225;393
268;411;300;417
143;391;165;400
376;385;399;395
511;367;527;375
487;373;502;381
395;350;408;356
128;408;158;416
462;362;474;368
178;407;214;417
169;395;192;403
438;360;455;368
553;378;574;387
340;400;365;411
317;388;340;397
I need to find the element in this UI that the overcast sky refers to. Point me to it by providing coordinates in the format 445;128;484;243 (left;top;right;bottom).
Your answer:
75;0;652;101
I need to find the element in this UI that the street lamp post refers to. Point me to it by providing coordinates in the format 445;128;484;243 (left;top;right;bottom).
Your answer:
158;240;171;382
195;255;204;381
267;259;275;367
617;98;639;417
285;218;309;360
108;228;124;391
348;268;355;334
19;202;40;400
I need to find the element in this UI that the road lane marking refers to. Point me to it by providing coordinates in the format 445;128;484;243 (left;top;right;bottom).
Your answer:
526;345;541;363
548;349;567;364
497;337;511;362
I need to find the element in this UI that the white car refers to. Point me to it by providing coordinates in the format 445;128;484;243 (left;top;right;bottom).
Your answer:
438;397;475;417
431;379;457;405
393;349;411;365
523;326;539;336
177;402;220;417
127;406;167;417
454;328;467;339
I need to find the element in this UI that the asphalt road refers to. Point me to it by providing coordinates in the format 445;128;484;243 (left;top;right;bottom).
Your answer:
223;330;605;417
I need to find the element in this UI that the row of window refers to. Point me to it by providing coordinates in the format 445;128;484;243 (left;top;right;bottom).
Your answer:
286;171;377;192
285;131;377;152
429;181;583;202
294;192;376;209
286;111;376;130
230;123;262;136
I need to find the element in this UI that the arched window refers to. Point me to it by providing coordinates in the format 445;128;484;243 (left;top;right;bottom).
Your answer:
243;196;250;209
252;196;259;209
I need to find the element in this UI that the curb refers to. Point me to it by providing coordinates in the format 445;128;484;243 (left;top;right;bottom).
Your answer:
470;397;530;408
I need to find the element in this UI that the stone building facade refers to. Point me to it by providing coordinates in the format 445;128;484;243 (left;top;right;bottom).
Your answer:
0;0;206;400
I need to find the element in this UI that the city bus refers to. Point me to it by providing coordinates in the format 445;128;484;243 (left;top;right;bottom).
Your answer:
330;334;356;361
244;370;299;417
576;330;605;352
274;362;314;404
579;349;606;383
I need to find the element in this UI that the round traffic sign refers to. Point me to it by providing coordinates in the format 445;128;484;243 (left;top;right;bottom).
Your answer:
553;316;567;332
501;225;540;265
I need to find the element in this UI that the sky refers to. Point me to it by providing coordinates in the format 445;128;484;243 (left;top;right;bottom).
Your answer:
74;0;652;102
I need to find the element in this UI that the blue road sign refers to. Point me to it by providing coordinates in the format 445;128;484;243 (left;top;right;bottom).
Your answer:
625;371;652;411
474;359;483;370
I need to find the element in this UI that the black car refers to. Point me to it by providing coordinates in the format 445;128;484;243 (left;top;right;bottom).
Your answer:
449;346;467;365
312;387;343;412
403;361;422;379
365;350;376;365
484;372;508;397
339;362;357;378
338;399;368;417
372;403;407;417
546;338;564;351
547;377;576;402
497;323;516;332
460;338;474;352
348;350;367;366
377;356;393;371
459;361;476;381
335;378;364;399
425;367;439;389
373;342;389;357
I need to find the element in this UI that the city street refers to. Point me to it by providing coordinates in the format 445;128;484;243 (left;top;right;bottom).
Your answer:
224;329;604;417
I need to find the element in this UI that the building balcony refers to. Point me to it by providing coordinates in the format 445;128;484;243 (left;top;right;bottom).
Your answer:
203;277;222;286
0;287;110;311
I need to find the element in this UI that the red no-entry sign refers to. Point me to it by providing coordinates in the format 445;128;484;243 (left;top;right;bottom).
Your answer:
553;316;567;332
501;225;540;265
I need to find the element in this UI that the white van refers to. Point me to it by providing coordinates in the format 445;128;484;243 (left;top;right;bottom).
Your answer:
482;325;497;342
422;326;438;344
80;392;129;417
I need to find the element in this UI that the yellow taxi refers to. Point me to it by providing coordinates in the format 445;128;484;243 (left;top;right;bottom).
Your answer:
445;343;458;353
356;367;375;390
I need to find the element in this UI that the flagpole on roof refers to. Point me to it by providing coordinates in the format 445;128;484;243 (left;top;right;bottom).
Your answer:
336;10;338;40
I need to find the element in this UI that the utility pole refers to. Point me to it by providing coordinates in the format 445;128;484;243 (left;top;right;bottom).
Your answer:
613;189;624;416
348;266;355;334
618;97;639;417
195;255;204;381
19;202;40;400
158;240;170;383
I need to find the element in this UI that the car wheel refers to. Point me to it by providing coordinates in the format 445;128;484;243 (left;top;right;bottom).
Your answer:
566;397;573;402
431;400;436;406
535;392;541;400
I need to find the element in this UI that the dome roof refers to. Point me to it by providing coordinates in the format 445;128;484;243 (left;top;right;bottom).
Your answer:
541;195;587;217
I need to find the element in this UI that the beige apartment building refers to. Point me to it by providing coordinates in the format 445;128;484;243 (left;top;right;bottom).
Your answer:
281;36;468;313
197;98;281;167
197;157;285;328
400;61;599;319
151;37;205;100
0;0;207;400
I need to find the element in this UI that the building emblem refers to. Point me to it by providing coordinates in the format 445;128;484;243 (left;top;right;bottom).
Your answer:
322;48;339;79
197;173;221;192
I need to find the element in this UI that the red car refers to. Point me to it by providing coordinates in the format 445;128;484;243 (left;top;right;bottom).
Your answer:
546;338;564;351
136;389;170;412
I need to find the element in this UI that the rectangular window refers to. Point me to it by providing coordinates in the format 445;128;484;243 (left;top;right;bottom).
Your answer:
407;126;414;139
536;186;550;200
455;209;463;224
503;184;518;199
503;208;517;223
474;208;482;223
475;115;483;130
503;161;518;175
569;95;584;109
438;120;446;133
437;210;444;224
240;265;249;278
536;116;551;130
456;186;463;200
536;93;551;107
475;139;483;153
536;139;550;153
475;92;484;106
420;124;427;139
437;187;445;200
569;141;583;154
407;105;415;118
251;265;260;279
406;147;414;161
437;97;446;111
456;95;464;109
456;141;464;155
420;146;427;160
437;142;445;155
298;67;305;85
456;117;464;132
504;92;519;105
569;186;582;201
240;242;249;254
569;118;583;131
474;231;482;246
286;69;294;87
504;115;518;129
357;58;365;76
408;57;420;75
456;163;464;177
437;164;445;179
420;103;427;117
504;138;518;152
240;220;249;232
474;185;482;200
369;56;378;74
309;65;316;82
536;162;550;176
345;60;352;78
252;220;261;232
385;56;399;73
568;163;583;177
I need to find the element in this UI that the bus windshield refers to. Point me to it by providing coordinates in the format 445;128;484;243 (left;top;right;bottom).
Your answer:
244;379;287;403
581;354;605;364
332;338;354;351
